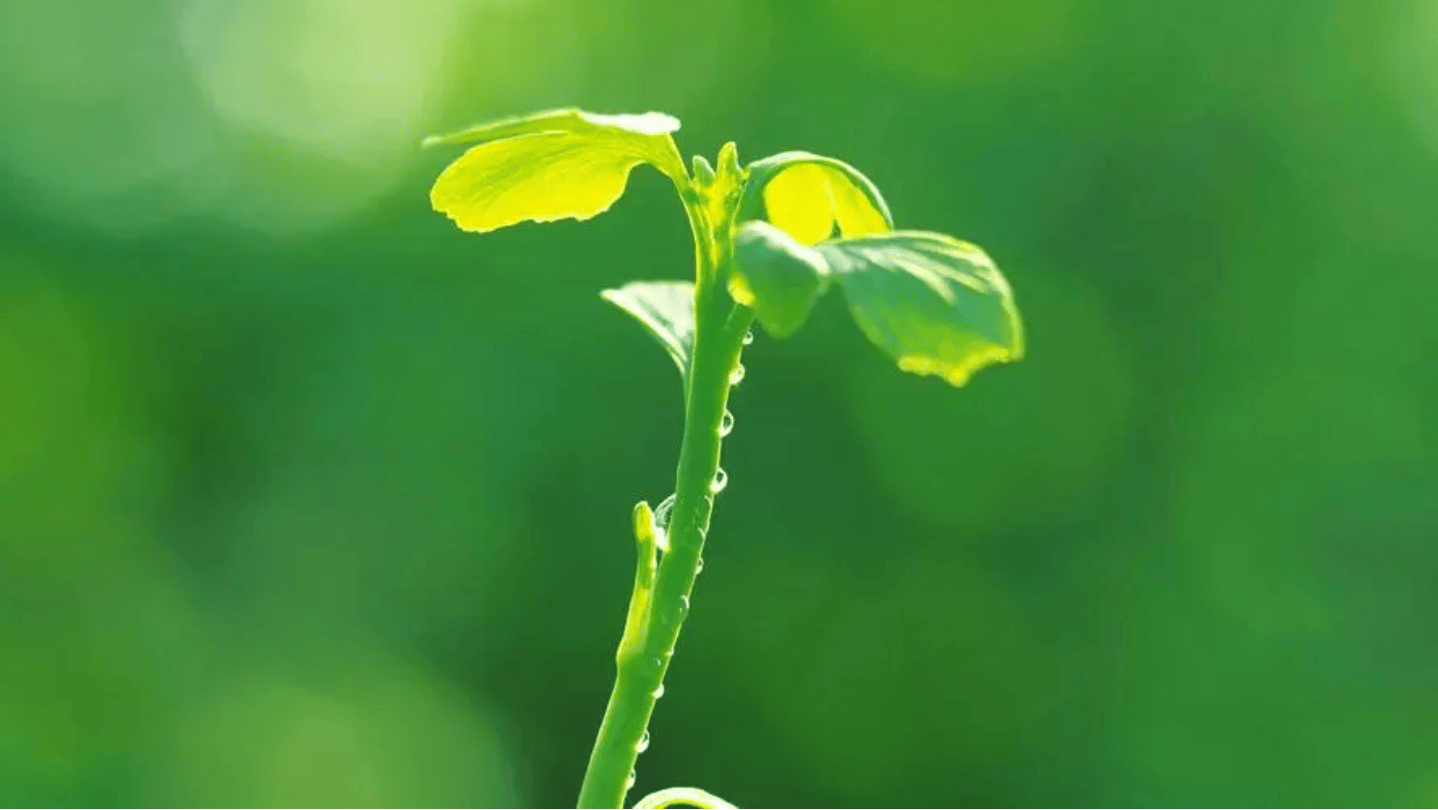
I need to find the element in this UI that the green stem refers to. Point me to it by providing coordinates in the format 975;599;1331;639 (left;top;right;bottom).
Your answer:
577;186;752;809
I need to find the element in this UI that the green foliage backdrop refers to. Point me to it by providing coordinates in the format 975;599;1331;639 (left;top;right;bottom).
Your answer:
3;0;1438;805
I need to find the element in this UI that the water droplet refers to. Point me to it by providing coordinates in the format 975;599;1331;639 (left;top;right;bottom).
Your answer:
654;493;676;529
652;682;665;700
709;468;728;494
695;557;705;574
678;595;690;616
719;410;734;437
743;330;754;345
636;730;651;753
729;364;746;386
626;769;637;789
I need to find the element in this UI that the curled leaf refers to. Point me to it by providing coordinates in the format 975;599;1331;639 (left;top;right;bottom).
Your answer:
428;108;686;233
820;231;1023;386
601;280;697;378
737;152;893;245
730;221;830;338
632;786;737;809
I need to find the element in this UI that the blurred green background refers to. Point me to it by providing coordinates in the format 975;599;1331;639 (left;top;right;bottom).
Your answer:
4;0;1438;805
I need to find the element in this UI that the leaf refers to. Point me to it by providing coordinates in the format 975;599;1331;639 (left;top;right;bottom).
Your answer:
819;231;1024;386
601;280;696;376
729;221;830;338
423;108;681;148
427;108;686;234
700;141;746;233
737;152;893;245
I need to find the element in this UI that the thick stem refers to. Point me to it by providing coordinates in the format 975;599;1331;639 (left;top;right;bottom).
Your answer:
577;188;751;808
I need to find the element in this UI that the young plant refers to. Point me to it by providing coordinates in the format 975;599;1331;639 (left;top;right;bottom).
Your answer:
425;109;1024;809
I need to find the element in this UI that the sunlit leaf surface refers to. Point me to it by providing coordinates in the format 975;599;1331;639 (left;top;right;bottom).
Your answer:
428;109;685;233
423;109;681;148
741;152;893;245
821;231;1023;386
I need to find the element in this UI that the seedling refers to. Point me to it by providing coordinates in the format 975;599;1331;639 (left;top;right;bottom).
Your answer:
426;109;1024;809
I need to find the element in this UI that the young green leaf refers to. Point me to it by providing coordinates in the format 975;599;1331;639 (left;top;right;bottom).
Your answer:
699;142;746;236
600;280;697;377
737;152;893;245
819;231;1024;386
730;221;830;339
423;108;681;148
427;109;687;234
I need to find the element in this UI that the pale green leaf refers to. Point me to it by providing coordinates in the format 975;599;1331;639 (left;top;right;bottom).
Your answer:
730;221;830;338
601;280;696;376
427;108;686;234
819;231;1024;386
737;152;893;245
423;108;680;148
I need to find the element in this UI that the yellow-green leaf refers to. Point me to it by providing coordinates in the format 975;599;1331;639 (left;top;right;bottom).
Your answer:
427;109;685;234
820;231;1024;386
738;152;893;245
423;108;680;148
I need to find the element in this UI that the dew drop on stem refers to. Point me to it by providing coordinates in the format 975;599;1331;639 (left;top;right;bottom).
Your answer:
729;364;745;386
652;682;665;700
654;493;676;530
636;730;651;753
710;467;728;494
719;409;735;437
743;329;754;345
695;557;705;574
626;770;637;789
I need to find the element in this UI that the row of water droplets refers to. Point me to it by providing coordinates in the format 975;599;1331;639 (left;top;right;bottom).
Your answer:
648;336;746;560
629;333;751;788
715;333;746;488
632;673;669;773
